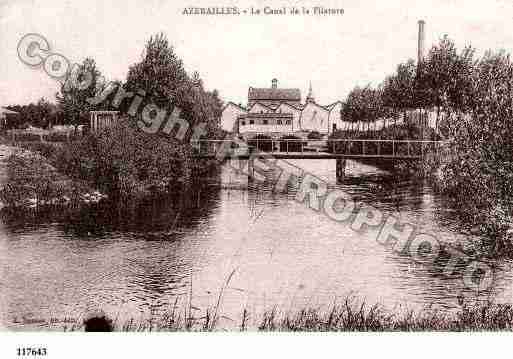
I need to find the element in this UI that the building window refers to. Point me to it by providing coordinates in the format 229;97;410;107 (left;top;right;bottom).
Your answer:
263;120;268;125
241;121;245;126
286;120;291;125
277;120;282;125
249;120;254;125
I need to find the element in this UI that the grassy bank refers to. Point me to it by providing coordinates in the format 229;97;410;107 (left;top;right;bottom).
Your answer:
1;119;219;207
52;299;513;332
0;147;104;207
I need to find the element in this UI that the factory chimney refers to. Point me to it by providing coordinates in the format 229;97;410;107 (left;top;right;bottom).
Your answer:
418;20;425;64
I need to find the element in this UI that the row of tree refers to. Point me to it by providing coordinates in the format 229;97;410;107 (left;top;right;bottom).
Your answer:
341;35;476;131
5;98;63;129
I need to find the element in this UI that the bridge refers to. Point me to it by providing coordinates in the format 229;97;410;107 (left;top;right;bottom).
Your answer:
192;139;446;183
192;139;446;159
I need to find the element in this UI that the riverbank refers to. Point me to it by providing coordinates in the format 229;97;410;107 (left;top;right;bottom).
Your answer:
0;147;105;207
26;299;513;332
420;138;513;256
0;120;220;208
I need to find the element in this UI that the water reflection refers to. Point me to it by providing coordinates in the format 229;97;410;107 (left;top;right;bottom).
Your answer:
1;159;512;329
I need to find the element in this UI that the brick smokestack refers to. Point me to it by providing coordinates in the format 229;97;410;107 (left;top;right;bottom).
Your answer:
418;20;425;64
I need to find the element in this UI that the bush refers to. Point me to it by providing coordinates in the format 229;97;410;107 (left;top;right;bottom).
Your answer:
51;119;192;197
0;150;93;207
8;118;215;200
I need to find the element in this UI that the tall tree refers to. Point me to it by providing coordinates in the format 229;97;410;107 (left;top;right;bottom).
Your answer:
125;33;222;137
417;36;475;130
56;58;105;130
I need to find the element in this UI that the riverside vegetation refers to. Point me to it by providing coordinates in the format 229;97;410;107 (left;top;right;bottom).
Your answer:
1;33;223;205
53;298;513;332
329;36;513;256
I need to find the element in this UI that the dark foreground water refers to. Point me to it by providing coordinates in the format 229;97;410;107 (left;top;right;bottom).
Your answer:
1;159;513;330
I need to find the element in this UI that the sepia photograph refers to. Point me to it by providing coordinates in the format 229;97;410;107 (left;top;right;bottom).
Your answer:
1;0;513;356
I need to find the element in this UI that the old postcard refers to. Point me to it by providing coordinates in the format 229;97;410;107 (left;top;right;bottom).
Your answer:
1;0;513;357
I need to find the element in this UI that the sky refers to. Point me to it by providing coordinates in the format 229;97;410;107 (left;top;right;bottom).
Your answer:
1;0;513;108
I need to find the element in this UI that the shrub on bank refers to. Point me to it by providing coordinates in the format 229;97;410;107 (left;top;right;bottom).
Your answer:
0;149;96;207
423;52;513;253
54;119;192;197
5;117;218;202
18;118;217;199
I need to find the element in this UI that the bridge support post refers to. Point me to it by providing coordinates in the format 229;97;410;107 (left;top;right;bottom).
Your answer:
336;158;346;184
247;157;255;182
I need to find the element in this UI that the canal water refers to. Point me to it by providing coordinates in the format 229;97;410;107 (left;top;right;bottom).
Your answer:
1;159;513;329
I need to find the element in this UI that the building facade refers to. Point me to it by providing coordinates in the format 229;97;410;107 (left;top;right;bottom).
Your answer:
221;79;344;138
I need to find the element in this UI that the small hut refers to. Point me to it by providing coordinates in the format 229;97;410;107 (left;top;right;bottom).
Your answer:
0;107;20;129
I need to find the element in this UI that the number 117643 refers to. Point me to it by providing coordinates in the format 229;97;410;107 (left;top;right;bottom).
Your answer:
16;348;47;356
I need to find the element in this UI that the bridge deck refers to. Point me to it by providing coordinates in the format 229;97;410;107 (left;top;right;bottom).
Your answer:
195;152;422;160
192;139;446;161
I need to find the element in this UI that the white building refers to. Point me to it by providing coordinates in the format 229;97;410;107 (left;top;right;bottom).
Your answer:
221;79;344;138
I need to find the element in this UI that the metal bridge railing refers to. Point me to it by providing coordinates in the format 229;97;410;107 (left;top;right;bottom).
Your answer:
191;139;447;158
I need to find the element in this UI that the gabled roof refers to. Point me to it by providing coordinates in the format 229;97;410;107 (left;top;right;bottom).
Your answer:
222;101;247;112
248;87;301;101
248;101;273;112
276;102;303;111
325;101;344;111
0;107;19;115
303;101;329;112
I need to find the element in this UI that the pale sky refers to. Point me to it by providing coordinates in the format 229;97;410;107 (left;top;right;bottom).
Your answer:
1;0;513;108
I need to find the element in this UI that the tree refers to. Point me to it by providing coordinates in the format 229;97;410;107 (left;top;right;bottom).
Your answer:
342;85;386;136
56;58;105;130
416;36;476;130
124;33;222;137
436;49;513;241
35;97;55;128
6;97;59;128
382;59;417;114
